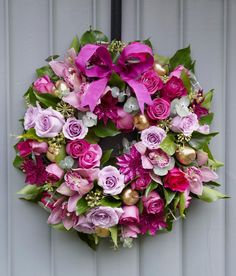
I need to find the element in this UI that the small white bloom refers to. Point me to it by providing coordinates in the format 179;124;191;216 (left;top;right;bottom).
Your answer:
111;86;120;98
82;112;98;127
124;97;140;113
171;96;191;117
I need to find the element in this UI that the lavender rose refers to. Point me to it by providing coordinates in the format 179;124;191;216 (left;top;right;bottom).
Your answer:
141;126;166;149
35;107;65;138
147;98;170;120
140;70;163;94
98;166;125;195
171;113;199;136
34;75;54;94
87;206;123;228
24;105;39;130
63;117;88;140
74;215;95;234
142;191;164;214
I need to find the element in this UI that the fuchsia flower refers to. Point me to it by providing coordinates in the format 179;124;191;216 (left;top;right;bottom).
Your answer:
62;117;88;140
46;163;64;183
140;70;163;94
171;113;199;136
131;172;151;191
116;107;134;130
140;126;166;150
161;76;187;101
40;192;56;210
164;167;189;192
78;144;102;169
66;139;90;159
34;75;55;94
147;98;170;120
17;140;48;157
142;191;164;214
191;90;209;119
98;166;125;195
139;212;167;235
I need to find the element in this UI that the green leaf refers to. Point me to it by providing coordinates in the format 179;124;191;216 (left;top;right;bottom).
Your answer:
181;70;191;93
145;182;158;197
169;45;195;72
189;131;218;150
199;113;214;125
33;91;60;108
85;130;100;144
24;86;37;106
201;89;214;110
100;197;121;208
138;200;144;213
17;184;42;201
55;145;66;164
160;134;177;156
179;192;186;217
208;158;224;170
108;73;126;90
93;120;120;138
163;189;176;207
142;38;153;49
206;181;221;187
36;65;55;78
101;149;113;166
76;197;89;215
18;128;45;142
52;223;67;231
45;55;59;62
154;54;170;66
70;35;80;52
13;155;24;169
80;29;108;46
77;232;98;250
109;226;118;248
199;186;229;203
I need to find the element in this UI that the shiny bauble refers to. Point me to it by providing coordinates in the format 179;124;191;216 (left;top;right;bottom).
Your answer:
153;61;167;76
133;114;150;131
95;227;110;237
175;146;196;165
121;188;139;205
46;147;60;163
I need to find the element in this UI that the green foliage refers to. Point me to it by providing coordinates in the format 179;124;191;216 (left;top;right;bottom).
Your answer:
18;128;45;142
52;223;68;231
199;186;229;203
77;232;98;250
163;189;176;207
181;70;191;93
36;65;59;81
108;73;126;90
80;29;108;46
13;155;24;169
109;226;118;248
179;192;186;218
169;46;195;72
145;182;158;197
93;120;120;138
69;35;80;52
199;113;214;125
189;131;218;150
34;91;60;108
76;197;89;215
100;196;121;208
85;130;100;144
201;89;214;110
55;145;66;164
142;38;153;49
17;184;42;201
45;55;59;62
160;134;177;156
101;149;113;166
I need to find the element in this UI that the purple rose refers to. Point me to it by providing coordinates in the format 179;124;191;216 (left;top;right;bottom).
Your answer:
35;107;65;138
78;144;102;169
141;126;166;149
86;206;123;228
34;75;54;94
171;113;199;136
147;98;170;120
66;139;90;159
142;191;164;214
24;105;39;130
74;215;95;234
98;166;125;195
161;76;187;101
140;70;163;94
62;117;88;140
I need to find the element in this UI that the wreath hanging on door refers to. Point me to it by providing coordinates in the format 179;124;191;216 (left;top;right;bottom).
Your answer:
13;29;227;250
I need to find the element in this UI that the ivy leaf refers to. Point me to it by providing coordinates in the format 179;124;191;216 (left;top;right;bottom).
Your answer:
76;197;89;215
69;35;80;52
181;70;191;93
189;131;218;150
169;45;195;72
142;38;153;49
163;189;176;207
160;134;177;156
101;149;113;166
52;223;67;231
45;55;59;62
100;196;121;208
201;89;214;110
17;184;42;201
18;128;45;142
33;91;60;108
77;232;98;251
93;120;120;138
145;182;158;197
199;187;229;203
13;155;24;169
108;73;125;90
109;226;118;248
80;29;108;46
179;192;186;217
199;113;214;125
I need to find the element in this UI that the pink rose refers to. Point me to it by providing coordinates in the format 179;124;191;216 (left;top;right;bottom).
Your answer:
62;117;88;140
171;113;199;136
161;76;187;101
34;75;54;94
66;139;90;158
141;126;166;149
121;224;140;238
98;166;125;195
35;107;65;138
46;163;64;182
78;144;102;169
147;98;170;120
142;191;164;214
119;206;140;225
140;70;163;94
116;107;134;130
131;172;151;191
164;167;189;192
197;150;208;166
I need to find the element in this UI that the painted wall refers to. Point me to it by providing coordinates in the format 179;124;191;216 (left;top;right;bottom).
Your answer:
0;0;235;275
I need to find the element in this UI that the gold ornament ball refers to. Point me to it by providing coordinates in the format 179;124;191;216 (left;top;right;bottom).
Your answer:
133;114;150;131
95;227;110;237
153;61;167;76
121;188;139;205
46;147;60;162
175;146;196;165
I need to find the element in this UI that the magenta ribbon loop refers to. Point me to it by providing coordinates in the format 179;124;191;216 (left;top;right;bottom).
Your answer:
76;42;154;113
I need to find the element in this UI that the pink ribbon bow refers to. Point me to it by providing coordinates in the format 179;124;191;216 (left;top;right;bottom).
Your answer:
75;42;153;113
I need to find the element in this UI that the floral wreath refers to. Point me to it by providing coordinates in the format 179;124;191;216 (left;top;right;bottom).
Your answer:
13;29;227;250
